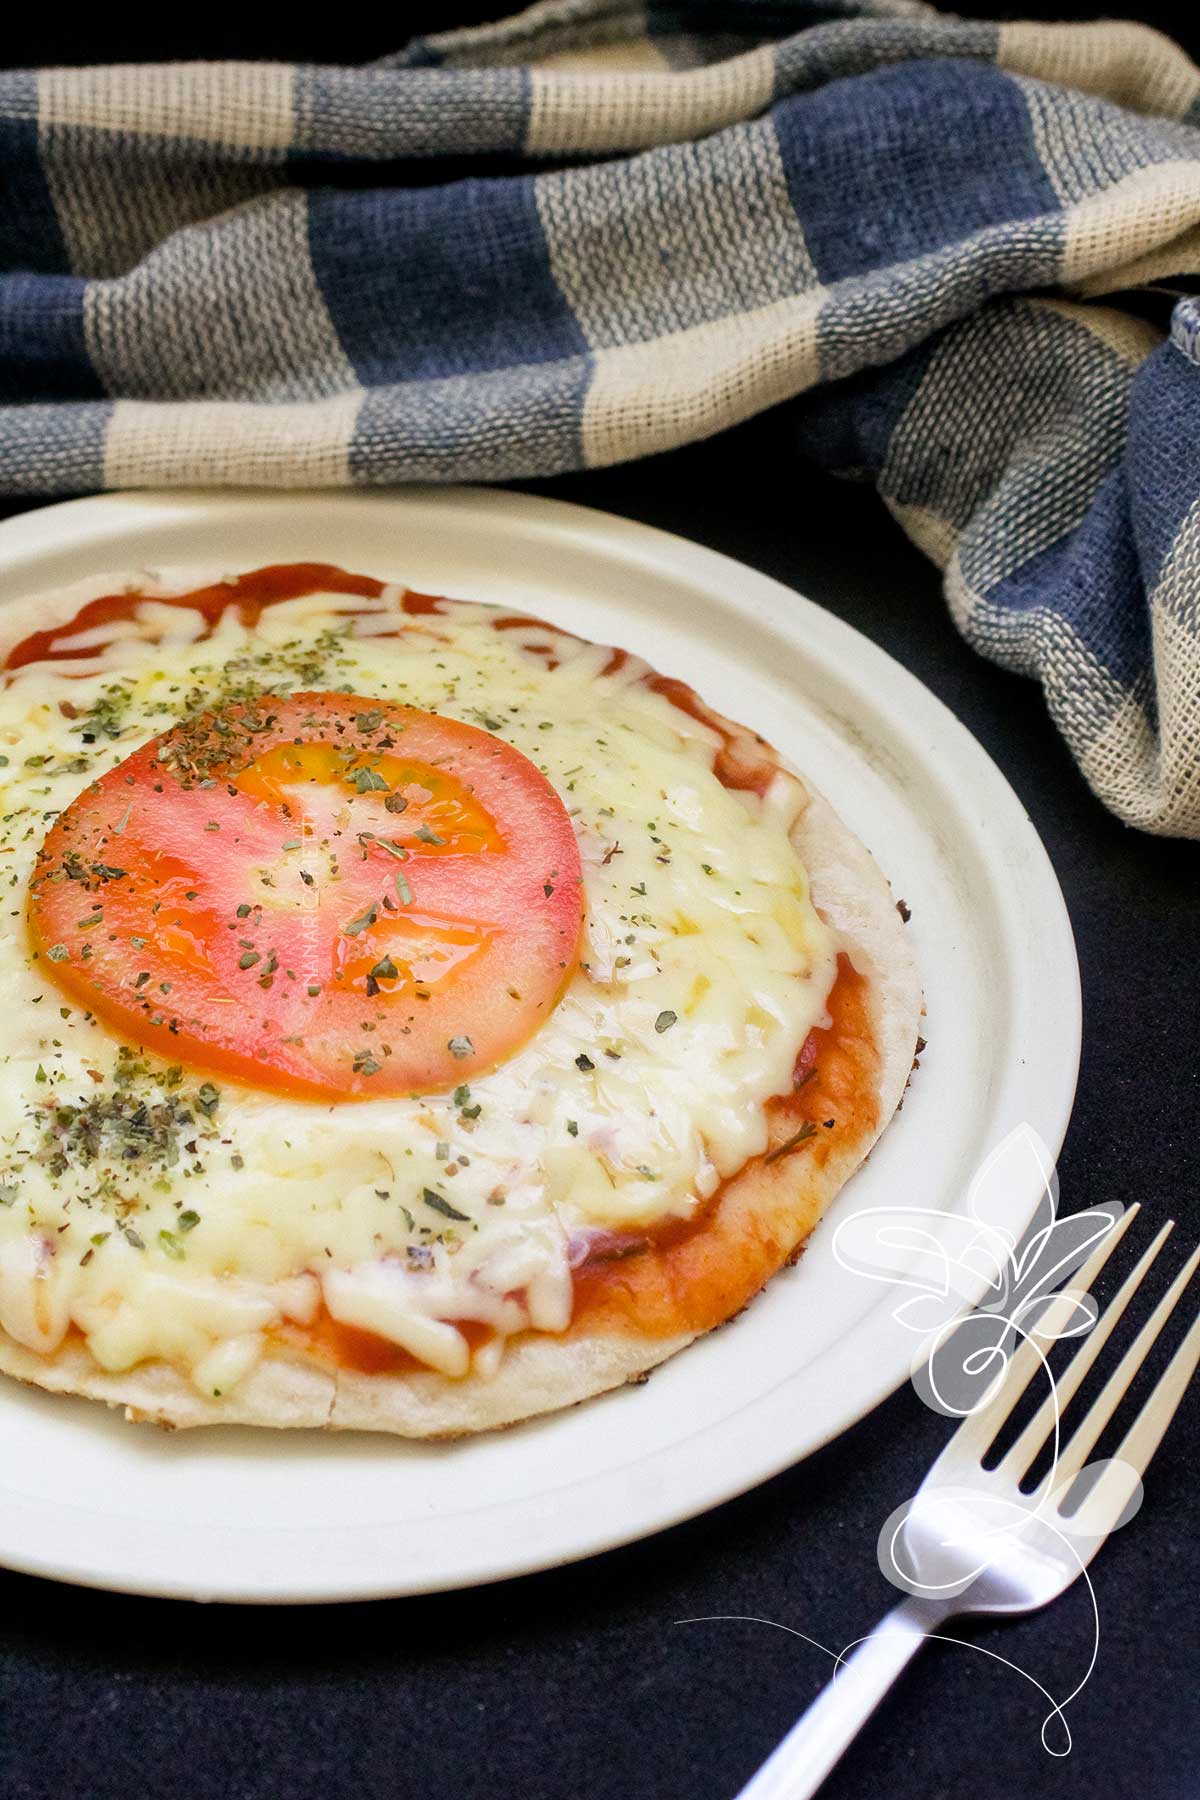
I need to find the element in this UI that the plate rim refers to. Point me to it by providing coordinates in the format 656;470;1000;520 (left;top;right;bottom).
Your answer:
0;485;1081;1602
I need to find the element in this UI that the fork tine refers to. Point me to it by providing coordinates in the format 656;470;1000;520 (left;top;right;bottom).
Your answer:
941;1203;1139;1464
996;1219;1174;1484
1052;1240;1200;1490
1108;1277;1200;1477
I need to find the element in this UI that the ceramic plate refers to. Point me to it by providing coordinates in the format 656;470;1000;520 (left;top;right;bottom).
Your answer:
0;489;1080;1602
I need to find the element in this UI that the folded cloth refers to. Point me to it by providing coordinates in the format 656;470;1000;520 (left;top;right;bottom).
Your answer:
1;1;1198;835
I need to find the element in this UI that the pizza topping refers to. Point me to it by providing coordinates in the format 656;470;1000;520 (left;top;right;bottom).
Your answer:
28;694;584;1099
0;567;841;1393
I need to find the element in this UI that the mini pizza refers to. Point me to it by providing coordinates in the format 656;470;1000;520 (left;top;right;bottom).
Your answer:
0;563;920;1434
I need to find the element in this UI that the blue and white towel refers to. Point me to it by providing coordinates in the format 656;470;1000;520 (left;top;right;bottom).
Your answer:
2;0;1199;836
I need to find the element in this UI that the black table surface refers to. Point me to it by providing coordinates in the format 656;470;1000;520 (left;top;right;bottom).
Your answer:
2;10;1199;1798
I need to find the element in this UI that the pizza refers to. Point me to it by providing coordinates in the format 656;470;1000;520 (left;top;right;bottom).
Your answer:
0;562;921;1434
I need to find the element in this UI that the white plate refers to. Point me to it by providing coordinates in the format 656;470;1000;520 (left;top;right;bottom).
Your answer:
0;489;1079;1603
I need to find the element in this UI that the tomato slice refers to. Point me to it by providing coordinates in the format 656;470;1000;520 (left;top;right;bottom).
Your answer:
29;694;584;1099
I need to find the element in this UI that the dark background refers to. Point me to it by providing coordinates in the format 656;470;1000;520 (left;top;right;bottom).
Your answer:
1;9;1198;1800
6;2;1198;64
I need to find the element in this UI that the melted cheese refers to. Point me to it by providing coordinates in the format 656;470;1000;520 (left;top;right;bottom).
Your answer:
0;578;837;1394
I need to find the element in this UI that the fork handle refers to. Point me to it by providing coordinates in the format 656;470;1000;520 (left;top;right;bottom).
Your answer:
735;1595;950;1800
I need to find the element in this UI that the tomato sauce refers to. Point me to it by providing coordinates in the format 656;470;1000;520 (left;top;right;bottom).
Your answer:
646;675;777;797
3;563;390;670
273;1310;495;1377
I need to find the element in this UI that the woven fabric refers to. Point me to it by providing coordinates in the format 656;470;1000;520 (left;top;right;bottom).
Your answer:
2;2;1199;835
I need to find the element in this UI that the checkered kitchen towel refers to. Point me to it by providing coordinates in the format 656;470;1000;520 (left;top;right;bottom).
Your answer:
2;2;1200;836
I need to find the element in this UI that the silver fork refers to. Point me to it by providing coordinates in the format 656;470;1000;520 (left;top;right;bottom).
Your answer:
737;1204;1200;1800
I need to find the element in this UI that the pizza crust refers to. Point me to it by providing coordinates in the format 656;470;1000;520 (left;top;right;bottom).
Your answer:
0;578;921;1436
